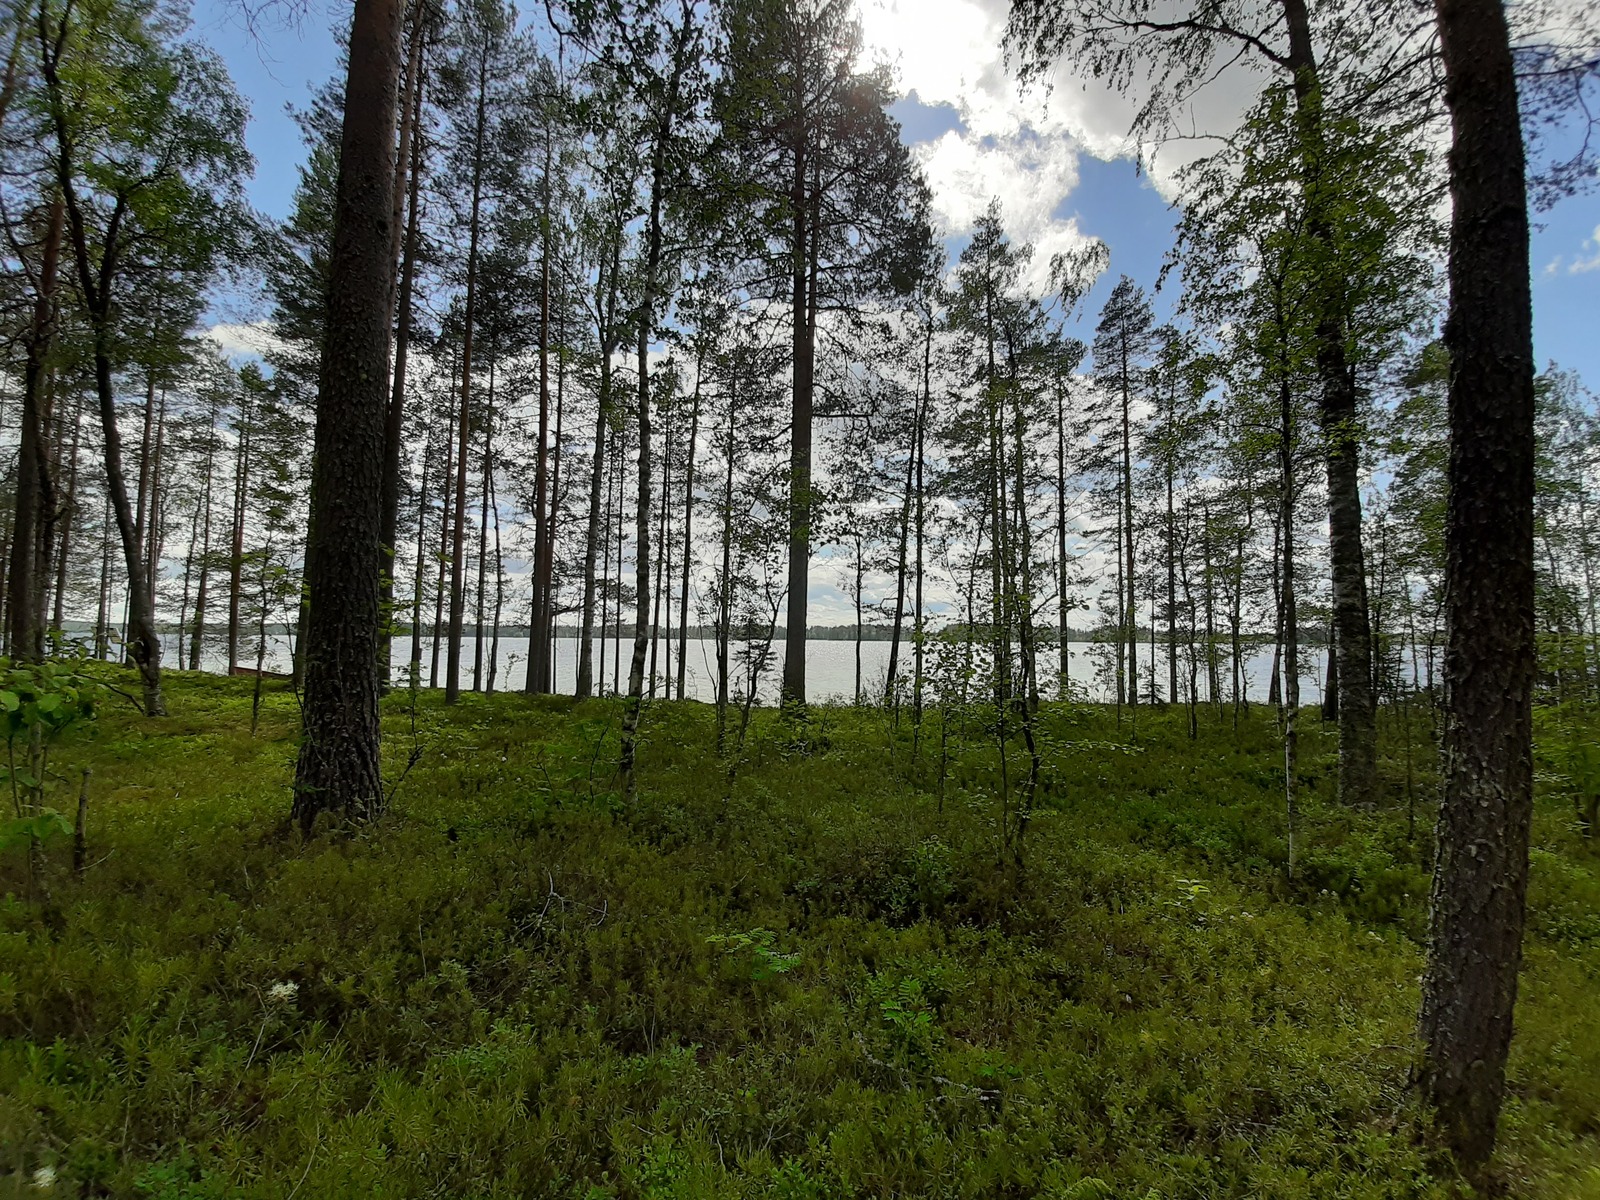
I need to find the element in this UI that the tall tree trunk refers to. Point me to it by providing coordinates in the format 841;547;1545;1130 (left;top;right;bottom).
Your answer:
189;413;217;671
133;372;156;593
1166;386;1178;705
1056;373;1071;695
94;492;111;659
488;463;503;692
408;414;432;684
620;20;693;795
1120;330;1137;718
912;339;928;750
144;386;167;614
650;390;671;697
1280;371;1300;881
227;387;253;674
599;427;617;697
854;534;863;705
781;132;814;709
549;328;566;688
473;368;494;691
884;377;918;707
716;376;736;756
7;193;63;663
1324;617;1340;721
528;133;555;695
446;51;487;704
1279;0;1376;806
613;424;626;697
379;24;427;684
87;338;163;712
431;396;455;689
292;0;405;828
1417;0;1536;1163
675;353;702;700
51;387;82;634
43;79;167;715
576;230;621;699
177;486;200;671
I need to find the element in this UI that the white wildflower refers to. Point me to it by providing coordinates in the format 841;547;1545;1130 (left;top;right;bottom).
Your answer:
267;981;299;1005
31;1165;57;1190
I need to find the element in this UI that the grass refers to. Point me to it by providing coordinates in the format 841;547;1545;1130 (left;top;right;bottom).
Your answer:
1;672;1597;1198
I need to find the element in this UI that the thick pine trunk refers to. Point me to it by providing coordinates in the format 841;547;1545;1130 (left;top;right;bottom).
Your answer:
1417;0;1536;1163
292;0;404;830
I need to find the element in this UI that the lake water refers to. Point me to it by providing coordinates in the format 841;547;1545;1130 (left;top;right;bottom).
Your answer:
162;632;1334;706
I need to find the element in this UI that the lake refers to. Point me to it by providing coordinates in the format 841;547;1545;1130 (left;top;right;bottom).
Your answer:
162;632;1334;706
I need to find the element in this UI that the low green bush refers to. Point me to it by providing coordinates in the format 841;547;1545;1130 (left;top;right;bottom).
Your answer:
0;676;1595;1197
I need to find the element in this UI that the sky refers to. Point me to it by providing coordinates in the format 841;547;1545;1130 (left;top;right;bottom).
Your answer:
195;0;1598;375
191;0;1598;624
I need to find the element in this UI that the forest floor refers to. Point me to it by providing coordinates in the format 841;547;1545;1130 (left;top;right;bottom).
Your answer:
1;674;1597;1198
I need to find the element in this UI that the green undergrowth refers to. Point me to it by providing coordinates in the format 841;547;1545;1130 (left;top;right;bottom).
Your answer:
1;673;1597;1198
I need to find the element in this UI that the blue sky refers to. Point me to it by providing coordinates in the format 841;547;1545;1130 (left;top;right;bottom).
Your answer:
198;0;1596;390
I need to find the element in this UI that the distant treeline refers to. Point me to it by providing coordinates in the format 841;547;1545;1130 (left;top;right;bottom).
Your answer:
75;619;1327;647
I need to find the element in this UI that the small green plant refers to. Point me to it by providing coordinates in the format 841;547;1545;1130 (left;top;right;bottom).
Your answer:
0;653;104;890
706;927;800;982
865;973;939;1068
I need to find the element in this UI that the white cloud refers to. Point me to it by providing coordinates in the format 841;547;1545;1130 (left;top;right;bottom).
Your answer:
1569;225;1600;274
205;321;285;361
859;0;1258;296
914;129;1100;293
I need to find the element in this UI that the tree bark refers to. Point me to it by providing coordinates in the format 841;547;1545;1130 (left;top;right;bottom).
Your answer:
379;23;427;684
528;132;555;695
189;409;217;671
446;48;488;704
1279;0;1377;806
292;0;405;830
227;385;253;674
620;12;694;796
51;387;82;635
7;193;64;663
781;125;813;710
1417;0;1536;1164
576;230;621;699
1280;371;1300;882
473;370;494;691
675;353;702;700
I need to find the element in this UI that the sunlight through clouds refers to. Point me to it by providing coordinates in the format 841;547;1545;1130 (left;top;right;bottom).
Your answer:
859;0;1151;297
